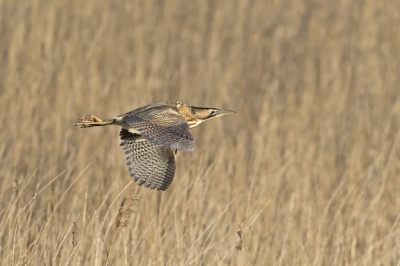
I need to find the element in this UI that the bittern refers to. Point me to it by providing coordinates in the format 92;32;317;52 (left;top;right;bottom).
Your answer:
74;100;235;191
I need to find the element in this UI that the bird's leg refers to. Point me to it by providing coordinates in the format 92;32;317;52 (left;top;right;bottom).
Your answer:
74;115;115;129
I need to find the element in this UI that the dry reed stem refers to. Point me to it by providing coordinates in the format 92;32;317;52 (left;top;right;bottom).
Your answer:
96;214;109;260
65;209;100;266
101;180;134;239
0;181;4;232
236;170;258;265
185;197;236;265
66;181;118;266
72;221;79;248
0;181;4;210
72;221;79;265
106;182;138;265
115;182;139;229
128;217;156;264
25;223;44;265
22;182;41;265
51;212;82;264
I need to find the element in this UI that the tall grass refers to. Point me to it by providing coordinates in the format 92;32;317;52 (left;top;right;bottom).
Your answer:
1;0;400;264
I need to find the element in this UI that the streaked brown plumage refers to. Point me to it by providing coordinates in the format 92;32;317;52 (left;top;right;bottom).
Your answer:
74;100;236;191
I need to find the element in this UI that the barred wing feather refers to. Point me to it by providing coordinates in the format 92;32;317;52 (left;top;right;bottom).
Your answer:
119;129;176;191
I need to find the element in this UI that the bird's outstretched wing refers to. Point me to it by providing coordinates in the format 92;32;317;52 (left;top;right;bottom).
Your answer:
120;129;176;191
124;105;195;152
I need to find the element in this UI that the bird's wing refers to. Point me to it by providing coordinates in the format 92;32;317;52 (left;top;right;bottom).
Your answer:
124;105;195;152
120;129;176;191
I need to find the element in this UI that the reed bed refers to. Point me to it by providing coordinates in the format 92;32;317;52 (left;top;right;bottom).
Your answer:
1;0;400;265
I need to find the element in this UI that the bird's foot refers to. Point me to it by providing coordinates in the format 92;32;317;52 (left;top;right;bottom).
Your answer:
74;115;104;129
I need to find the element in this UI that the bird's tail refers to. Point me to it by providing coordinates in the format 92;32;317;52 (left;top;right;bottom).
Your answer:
74;115;116;129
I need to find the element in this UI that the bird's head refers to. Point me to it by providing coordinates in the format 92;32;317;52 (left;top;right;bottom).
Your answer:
176;102;236;128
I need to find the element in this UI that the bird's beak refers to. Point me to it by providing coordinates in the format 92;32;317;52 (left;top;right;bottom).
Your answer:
208;109;237;118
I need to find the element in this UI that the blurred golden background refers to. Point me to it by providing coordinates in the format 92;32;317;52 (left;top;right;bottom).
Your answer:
1;0;400;265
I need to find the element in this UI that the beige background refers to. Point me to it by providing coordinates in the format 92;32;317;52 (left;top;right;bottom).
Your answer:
1;0;400;265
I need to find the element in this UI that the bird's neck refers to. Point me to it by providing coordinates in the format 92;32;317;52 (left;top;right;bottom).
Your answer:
187;120;204;128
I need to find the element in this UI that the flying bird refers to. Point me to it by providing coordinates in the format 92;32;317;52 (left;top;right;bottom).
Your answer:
74;100;236;191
